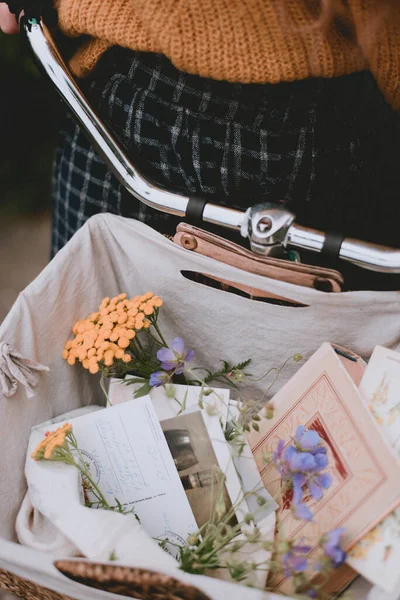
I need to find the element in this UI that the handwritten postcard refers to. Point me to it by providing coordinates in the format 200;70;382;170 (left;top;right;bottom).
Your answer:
347;346;400;592
247;343;400;592
66;396;198;556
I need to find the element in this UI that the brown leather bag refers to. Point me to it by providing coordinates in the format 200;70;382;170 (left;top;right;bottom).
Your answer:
173;223;343;303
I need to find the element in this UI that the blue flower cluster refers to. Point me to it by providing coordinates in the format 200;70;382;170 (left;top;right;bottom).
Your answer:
273;425;333;521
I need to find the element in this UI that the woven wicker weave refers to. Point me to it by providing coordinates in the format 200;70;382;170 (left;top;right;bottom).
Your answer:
55;561;211;600
0;569;74;600
0;563;212;600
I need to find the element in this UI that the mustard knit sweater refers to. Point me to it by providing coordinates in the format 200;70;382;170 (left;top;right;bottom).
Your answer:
55;0;400;110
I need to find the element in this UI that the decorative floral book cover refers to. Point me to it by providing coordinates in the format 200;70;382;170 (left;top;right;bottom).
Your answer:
247;343;400;592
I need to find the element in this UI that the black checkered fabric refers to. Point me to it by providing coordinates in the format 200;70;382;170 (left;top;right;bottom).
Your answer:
52;49;400;289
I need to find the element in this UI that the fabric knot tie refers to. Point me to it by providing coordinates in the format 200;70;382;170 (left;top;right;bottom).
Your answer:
0;342;49;399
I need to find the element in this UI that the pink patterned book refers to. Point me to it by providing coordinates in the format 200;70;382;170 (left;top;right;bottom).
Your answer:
247;343;400;592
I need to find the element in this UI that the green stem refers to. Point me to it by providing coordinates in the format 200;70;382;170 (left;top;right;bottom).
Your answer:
151;320;168;347
100;372;111;407
76;463;112;510
134;335;144;352
67;434;112;510
147;329;166;348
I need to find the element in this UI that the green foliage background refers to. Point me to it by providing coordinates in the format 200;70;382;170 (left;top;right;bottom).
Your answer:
0;31;63;216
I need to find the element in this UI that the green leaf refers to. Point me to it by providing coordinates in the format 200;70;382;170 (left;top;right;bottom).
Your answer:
133;383;152;398
124;377;149;386
235;358;252;371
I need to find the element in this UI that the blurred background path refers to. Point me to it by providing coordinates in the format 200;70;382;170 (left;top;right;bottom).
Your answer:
0;213;51;323
0;28;60;599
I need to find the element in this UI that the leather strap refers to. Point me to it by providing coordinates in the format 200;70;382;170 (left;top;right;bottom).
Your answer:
173;222;344;292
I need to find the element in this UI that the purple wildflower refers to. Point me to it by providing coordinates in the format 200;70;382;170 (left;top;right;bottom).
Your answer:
294;425;326;454
272;426;333;521
282;543;312;578
157;337;194;374
292;500;314;521
322;528;347;568
273;439;288;478
149;371;169;387
285;446;316;472
308;472;332;500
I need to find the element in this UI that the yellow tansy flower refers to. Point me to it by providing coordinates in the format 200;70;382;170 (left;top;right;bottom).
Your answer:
32;423;72;460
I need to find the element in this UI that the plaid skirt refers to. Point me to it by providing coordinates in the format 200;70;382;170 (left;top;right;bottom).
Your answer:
52;49;400;289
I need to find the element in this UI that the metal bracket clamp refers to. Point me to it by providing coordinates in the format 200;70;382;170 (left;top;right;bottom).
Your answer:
247;203;296;256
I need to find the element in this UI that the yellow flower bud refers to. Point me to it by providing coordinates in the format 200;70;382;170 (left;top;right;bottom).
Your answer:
104;350;114;366
88;348;96;358
77;348;87;361
115;349;124;359
126;330;136;339
99;297;110;310
118;337;129;349
89;362;99;374
118;313;127;324
82;359;90;369
67;355;76;366
122;354;131;363
62;349;69;360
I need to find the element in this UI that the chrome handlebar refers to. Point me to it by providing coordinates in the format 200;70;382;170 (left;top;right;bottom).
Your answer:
24;18;400;273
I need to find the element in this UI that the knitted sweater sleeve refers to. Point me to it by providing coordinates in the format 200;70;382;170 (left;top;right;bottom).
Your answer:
54;0;159;76
347;0;400;110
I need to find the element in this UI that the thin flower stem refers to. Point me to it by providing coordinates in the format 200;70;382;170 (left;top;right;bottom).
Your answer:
147;329;166;348
134;335;144;352
250;355;293;383
186;368;229;415
75;463;112;510
100;372;111;407
67;433;112;510
151;320;168;347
